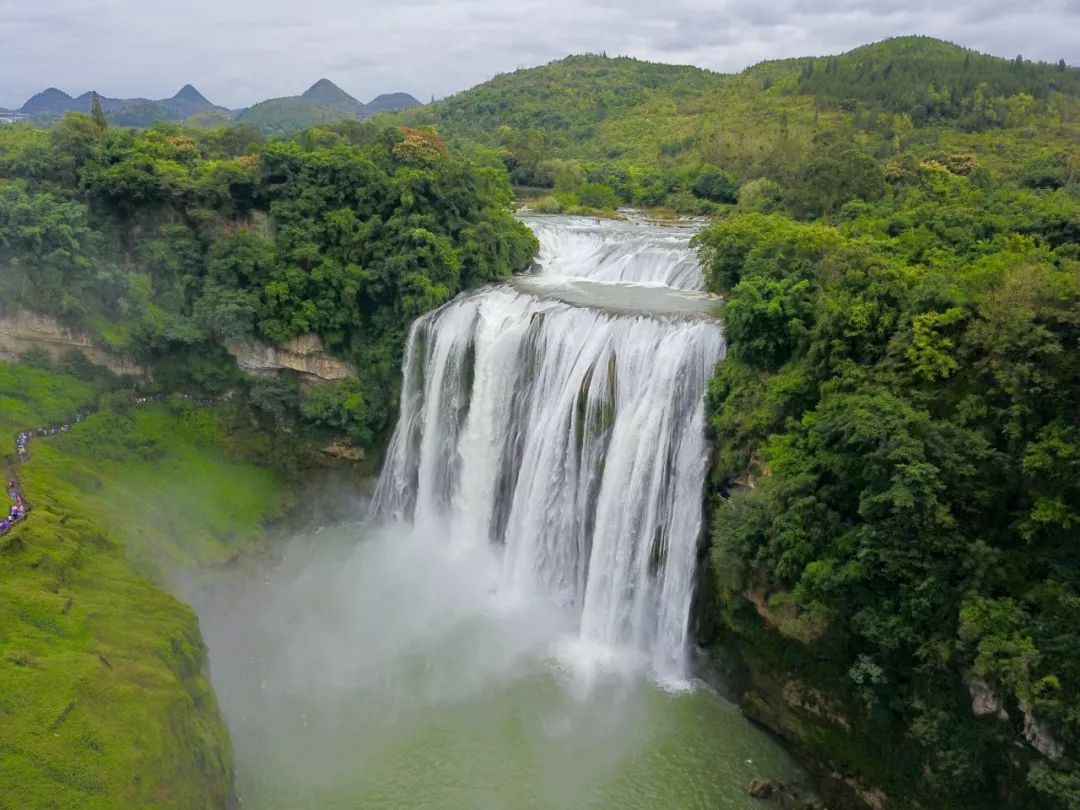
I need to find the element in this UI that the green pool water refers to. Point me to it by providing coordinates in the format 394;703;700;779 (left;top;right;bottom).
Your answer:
189;523;801;809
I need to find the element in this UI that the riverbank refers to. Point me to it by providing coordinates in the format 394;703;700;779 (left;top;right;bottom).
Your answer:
0;362;291;807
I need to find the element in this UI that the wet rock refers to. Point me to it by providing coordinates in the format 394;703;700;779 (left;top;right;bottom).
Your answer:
319;440;365;463
748;778;827;809
967;676;1008;720
749;777;777;799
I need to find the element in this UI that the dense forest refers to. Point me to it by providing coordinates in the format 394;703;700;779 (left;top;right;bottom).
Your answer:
398;36;1080;216
696;167;1079;809
681;40;1077;810
0;116;536;458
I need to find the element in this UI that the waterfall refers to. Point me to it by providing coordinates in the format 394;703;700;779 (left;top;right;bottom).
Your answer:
524;215;706;291
372;217;723;683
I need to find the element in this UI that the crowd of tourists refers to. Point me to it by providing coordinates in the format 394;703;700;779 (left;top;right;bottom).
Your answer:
3;418;84;537
3;478;28;535
2;391;234;538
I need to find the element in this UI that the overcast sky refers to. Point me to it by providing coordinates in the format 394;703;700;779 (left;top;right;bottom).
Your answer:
2;0;1078;109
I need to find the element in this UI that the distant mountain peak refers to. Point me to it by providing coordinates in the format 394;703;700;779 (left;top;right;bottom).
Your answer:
301;79;358;107
21;87;76;114
360;92;422;118
173;84;209;103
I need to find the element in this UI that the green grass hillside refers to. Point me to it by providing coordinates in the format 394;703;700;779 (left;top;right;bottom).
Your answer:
0;363;288;807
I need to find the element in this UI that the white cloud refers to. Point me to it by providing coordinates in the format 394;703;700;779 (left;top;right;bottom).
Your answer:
0;0;1076;109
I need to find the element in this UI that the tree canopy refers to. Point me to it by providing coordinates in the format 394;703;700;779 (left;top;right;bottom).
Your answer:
696;153;1080;809
0;117;536;446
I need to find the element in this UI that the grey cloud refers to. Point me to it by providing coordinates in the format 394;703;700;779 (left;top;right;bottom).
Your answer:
0;0;1077;109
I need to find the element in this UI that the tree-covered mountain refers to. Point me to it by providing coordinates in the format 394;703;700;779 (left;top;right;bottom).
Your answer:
236;81;420;135
166;84;220;117
235;79;357;136
362;91;423;118
300;77;360;108
396;36;1080;213
20;87;81;115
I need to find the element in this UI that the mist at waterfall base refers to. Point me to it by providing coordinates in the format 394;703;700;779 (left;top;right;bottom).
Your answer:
191;215;802;808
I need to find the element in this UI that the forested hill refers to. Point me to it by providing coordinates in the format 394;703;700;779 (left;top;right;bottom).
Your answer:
396;36;1080;211
0;118;536;458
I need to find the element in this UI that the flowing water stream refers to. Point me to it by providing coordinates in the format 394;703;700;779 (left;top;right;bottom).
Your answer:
191;214;802;808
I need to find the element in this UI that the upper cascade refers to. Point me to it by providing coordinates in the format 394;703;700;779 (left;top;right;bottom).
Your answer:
522;214;706;291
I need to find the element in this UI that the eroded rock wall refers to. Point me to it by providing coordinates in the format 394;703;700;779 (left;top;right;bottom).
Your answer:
0;308;148;378
226;333;356;382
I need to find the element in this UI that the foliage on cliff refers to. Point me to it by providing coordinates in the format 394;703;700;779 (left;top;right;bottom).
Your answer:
398;37;1080;215
695;146;1080;807
0;362;288;807
0;116;537;447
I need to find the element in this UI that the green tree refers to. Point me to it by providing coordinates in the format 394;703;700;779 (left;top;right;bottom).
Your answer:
91;91;108;130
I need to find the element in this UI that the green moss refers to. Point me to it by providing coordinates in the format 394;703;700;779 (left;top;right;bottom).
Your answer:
1;362;289;807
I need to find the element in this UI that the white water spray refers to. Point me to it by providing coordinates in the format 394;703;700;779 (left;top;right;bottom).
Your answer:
372;216;723;683
524;215;706;291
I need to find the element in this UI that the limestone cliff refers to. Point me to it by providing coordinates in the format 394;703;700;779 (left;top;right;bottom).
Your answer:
225;333;356;382
0;308;148;378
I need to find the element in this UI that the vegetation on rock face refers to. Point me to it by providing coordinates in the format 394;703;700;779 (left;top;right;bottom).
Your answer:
0;115;536;452
0;362;288;807
695;145;1080;809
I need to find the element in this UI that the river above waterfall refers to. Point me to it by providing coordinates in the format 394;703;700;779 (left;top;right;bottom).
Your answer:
191;214;803;807
521;214;705;290
510;275;722;318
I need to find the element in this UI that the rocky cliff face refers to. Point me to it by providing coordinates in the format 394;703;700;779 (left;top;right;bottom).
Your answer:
226;333;356;382
0;307;353;386
0;309;148;378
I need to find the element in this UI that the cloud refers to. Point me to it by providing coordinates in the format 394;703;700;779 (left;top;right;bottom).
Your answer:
0;0;1076;109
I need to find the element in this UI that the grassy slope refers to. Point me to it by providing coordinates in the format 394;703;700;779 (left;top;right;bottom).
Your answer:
0;364;286;808
54;407;287;578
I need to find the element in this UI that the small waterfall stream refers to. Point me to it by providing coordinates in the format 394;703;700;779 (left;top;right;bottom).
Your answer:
373;215;724;682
